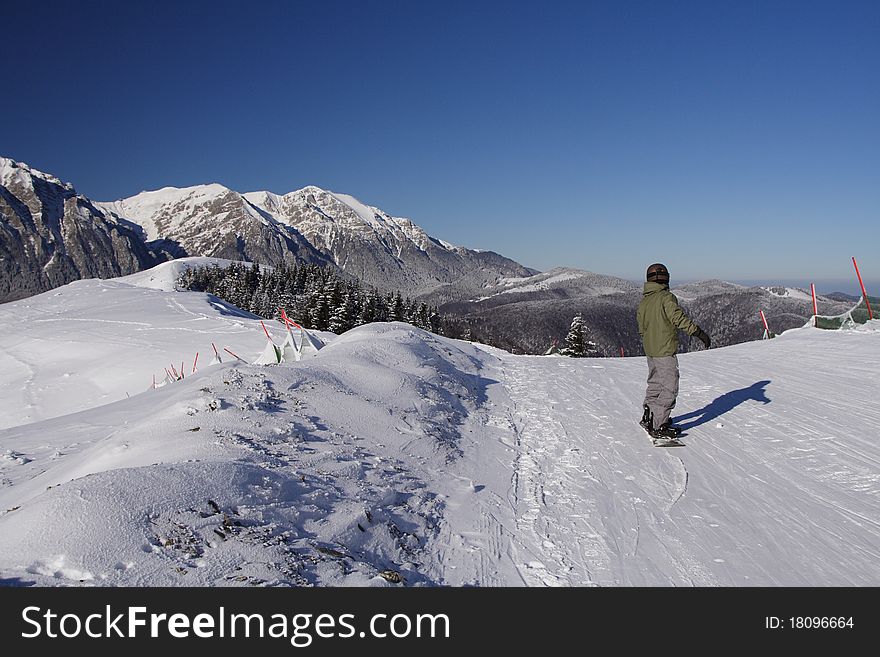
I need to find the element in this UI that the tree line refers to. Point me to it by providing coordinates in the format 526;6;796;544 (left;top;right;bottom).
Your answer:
177;261;601;357
177;262;442;335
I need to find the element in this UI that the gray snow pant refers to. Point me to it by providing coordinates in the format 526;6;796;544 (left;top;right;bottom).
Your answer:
643;355;680;430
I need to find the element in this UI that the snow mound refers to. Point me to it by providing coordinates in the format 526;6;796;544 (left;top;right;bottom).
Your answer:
0;274;272;429
847;318;880;333
0;323;500;586
114;257;242;291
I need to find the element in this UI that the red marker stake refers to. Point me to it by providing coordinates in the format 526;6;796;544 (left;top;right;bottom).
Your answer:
212;342;220;359
810;283;818;326
759;310;770;338
852;257;873;320
193;352;199;373
261;320;272;340
281;308;302;330
224;347;246;362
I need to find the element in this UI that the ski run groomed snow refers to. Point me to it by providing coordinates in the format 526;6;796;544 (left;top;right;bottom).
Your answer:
0;260;878;586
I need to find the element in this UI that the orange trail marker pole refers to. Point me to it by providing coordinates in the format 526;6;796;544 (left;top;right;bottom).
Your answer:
193;352;199;372
852;257;873;320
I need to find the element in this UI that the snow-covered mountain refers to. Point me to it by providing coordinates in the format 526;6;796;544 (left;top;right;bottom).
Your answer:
99;183;332;270
0;157;160;303
241;186;534;300
1;156;533;303
671;279;748;301
1;263;878;586
99;181;533;298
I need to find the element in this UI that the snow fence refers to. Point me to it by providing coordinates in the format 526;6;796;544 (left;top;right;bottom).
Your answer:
815;295;878;330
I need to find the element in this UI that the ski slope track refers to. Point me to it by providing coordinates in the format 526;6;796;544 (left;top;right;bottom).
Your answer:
0;265;878;587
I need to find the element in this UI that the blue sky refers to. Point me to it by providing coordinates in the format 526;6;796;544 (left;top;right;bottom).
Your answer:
2;0;877;292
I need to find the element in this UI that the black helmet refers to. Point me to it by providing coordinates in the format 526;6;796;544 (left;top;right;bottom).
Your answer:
646;263;670;284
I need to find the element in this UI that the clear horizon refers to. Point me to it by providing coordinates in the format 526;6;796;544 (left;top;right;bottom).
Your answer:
2;0;877;287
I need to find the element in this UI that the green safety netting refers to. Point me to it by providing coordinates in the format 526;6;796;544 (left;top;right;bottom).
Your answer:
814;295;878;330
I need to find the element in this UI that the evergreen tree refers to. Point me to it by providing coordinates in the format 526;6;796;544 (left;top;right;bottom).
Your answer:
372;289;389;322
561;314;600;357
389;292;405;322
329;288;357;334
357;292;377;325
308;286;329;330
429;308;442;334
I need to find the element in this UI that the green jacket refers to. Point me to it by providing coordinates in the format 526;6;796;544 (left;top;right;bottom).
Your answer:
637;282;701;357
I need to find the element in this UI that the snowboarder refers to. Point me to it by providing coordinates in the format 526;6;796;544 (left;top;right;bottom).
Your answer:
637;263;711;441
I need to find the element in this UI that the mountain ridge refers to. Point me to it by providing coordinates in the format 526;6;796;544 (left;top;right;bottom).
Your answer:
99;178;535;298
0;157;161;303
1;156;535;303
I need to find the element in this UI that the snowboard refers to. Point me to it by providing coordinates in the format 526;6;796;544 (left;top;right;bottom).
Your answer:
652;436;685;448
639;420;685;447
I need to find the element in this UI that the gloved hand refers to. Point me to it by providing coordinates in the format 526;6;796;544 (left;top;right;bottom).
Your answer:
695;328;711;349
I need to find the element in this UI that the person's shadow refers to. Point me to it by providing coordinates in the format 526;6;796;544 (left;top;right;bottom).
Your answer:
673;380;771;431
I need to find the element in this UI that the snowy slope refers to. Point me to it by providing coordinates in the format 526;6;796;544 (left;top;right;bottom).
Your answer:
0;261;283;429
114;256;244;291
0;266;878;586
488;325;880;585
472;267;635;301
759;285;815;302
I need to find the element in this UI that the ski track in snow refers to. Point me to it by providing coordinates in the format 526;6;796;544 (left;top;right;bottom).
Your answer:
500;355;715;586
492;332;880;586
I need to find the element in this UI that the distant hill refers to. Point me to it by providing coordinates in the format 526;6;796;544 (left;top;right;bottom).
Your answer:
825;292;860;303
440;272;853;355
